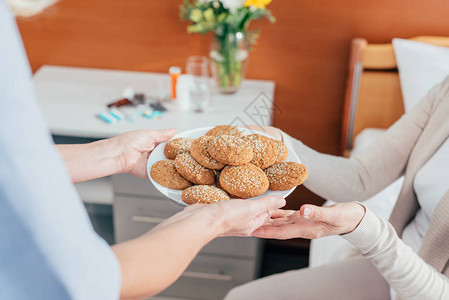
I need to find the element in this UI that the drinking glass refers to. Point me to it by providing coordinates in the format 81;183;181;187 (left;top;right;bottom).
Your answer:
186;56;210;112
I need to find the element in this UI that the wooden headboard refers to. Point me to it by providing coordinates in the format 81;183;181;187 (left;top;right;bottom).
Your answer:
340;36;449;156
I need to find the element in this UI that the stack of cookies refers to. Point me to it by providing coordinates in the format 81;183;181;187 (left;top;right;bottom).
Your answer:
150;125;308;205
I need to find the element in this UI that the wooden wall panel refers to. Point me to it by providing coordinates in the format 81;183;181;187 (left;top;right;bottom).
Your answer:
17;0;449;210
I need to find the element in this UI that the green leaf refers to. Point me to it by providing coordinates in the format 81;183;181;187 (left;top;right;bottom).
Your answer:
217;12;227;23
179;0;193;20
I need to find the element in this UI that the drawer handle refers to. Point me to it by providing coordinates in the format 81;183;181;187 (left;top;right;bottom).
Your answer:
131;215;165;224
181;271;233;281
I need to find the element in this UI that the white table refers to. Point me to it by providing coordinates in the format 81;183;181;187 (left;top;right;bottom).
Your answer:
33;65;276;138
33;65;275;205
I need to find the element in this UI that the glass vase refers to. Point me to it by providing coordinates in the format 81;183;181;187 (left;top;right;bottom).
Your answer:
210;31;249;94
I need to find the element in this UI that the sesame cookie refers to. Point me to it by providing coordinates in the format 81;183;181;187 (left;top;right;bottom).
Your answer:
215;172;229;193
174;153;216;185
182;185;230;205
164;137;193;160
219;164;269;199
150;160;192;190
243;134;278;169
190;136;226;170
207;135;253;166
274;139;288;163
215;172;241;198
265;162;308;191
205;125;243;137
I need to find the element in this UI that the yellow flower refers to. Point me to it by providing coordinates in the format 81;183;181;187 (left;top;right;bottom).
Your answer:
244;0;272;9
203;8;215;22
190;9;203;23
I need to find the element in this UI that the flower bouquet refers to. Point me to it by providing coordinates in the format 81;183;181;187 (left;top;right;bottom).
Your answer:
180;0;275;94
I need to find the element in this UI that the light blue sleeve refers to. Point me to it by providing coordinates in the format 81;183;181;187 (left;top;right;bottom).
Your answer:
0;1;121;299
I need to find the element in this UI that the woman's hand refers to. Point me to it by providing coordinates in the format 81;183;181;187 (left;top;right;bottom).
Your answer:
152;195;287;238
252;202;366;240
58;128;175;182
211;195;287;236
112;128;176;178
244;125;283;140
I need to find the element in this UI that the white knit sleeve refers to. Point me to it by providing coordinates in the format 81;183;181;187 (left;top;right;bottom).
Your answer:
342;207;449;300
281;86;448;203
278;78;449;204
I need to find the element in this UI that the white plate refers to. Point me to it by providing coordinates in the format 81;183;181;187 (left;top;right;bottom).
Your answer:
147;126;301;206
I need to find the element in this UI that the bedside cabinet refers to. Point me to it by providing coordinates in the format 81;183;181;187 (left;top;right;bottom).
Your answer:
112;174;264;300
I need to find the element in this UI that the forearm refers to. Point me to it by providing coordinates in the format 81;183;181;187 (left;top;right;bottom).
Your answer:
112;208;220;300
281;133;372;202
57;139;123;183
281;119;416;202
343;208;449;300
280;81;442;203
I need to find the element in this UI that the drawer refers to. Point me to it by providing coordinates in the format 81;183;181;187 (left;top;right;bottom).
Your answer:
114;196;262;258
112;173;162;197
160;255;256;300
114;196;183;242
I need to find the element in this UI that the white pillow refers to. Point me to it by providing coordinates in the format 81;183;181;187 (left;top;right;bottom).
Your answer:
351;128;387;156
393;38;449;112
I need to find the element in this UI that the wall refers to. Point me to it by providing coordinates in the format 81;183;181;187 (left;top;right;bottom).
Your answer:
17;0;449;209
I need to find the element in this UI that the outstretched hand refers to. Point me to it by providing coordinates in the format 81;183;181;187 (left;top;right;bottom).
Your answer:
57;128;176;183
112;128;176;178
211;195;287;237
252;202;366;240
154;196;287;237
